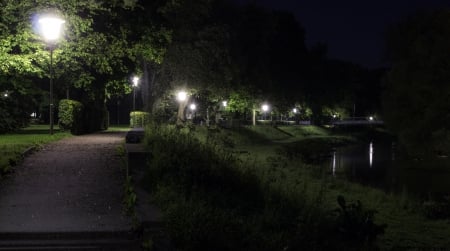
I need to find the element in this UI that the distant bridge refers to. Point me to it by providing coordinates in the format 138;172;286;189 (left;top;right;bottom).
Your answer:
332;117;384;126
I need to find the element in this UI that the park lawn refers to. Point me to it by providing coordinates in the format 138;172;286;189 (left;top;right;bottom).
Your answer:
191;124;450;249
106;124;132;132
0;124;71;174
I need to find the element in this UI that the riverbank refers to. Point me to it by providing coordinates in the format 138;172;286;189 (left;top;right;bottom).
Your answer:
142;124;450;250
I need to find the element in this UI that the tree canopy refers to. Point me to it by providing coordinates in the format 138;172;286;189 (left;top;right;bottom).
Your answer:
383;10;450;157
1;0;384;132
0;0;171;132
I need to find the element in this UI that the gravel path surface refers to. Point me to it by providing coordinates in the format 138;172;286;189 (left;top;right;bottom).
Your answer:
0;131;132;233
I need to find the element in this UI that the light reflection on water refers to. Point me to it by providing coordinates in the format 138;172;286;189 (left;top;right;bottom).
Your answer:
328;142;450;197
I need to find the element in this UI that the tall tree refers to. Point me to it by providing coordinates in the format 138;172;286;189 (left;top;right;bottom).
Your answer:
383;10;450;157
0;0;171;132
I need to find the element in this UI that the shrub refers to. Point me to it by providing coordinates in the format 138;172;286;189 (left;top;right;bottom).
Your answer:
130;111;150;128
58;99;84;135
333;195;386;248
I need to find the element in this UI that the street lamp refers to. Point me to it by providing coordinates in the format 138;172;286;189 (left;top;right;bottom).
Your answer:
176;91;188;125
177;91;187;102
132;76;139;111
189;103;197;121
262;104;269;120
39;15;65;135
222;101;227;107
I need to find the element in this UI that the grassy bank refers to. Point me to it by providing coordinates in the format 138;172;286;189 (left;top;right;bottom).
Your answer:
142;124;450;250
0;124;71;174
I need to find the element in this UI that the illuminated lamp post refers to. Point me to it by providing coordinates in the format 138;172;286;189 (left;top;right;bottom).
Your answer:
39;15;65;135
176;91;188;125
189;103;197;121
132;76;139;111
262;104;269;120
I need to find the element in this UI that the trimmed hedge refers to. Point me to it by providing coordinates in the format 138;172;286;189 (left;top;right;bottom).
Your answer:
58;99;84;135
130;111;149;128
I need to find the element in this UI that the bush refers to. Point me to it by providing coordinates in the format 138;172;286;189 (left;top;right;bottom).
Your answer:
333;195;386;248
58;99;84;135
130;111;150;128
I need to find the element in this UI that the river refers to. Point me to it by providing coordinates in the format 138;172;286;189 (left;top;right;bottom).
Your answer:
329;141;450;198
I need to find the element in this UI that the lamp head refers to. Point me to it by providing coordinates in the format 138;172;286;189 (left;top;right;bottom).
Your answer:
132;76;139;87
39;16;65;42
177;91;187;102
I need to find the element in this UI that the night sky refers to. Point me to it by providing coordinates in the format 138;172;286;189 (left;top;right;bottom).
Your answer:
233;0;450;68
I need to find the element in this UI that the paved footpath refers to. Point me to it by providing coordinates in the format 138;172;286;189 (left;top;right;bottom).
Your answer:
0;131;132;233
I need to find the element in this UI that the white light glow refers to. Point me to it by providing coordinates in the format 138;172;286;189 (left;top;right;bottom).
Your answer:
369;116;374;121
177;91;187;102
369;142;373;167
332;151;336;176
39;17;65;41
190;103;196;110
293;108;297;113
222;101;227;107
262;104;269;112
132;76;139;87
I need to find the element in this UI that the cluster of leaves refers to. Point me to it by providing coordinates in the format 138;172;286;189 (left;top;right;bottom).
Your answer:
129;111;149;128
58;99;83;134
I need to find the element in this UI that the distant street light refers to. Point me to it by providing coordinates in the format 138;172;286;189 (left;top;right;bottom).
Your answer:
369;116;374;121
262;104;269;120
189;103;196;111
292;108;297;113
176;91;188;125
177;91;187;102
39;15;65;135
132;76;139;111
222;101;227;107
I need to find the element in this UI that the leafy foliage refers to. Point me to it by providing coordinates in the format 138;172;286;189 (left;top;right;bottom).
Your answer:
130;111;149;128
0;0;172;132
334;195;386;248
58;99;83;134
383;10;450;157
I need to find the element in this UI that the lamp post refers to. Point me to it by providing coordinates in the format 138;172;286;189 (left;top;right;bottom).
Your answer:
39;16;65;135
262;104;269;120
132;76;139;111
176;91;188;125
189;103;197;121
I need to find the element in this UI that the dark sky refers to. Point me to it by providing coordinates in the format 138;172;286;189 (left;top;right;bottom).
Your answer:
233;0;450;68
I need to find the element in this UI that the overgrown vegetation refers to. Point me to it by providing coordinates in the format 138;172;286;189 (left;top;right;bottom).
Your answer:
142;123;390;250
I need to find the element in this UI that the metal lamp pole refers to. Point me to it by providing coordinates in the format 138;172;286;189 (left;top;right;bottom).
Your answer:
49;46;55;134
39;16;65;135
132;76;139;111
